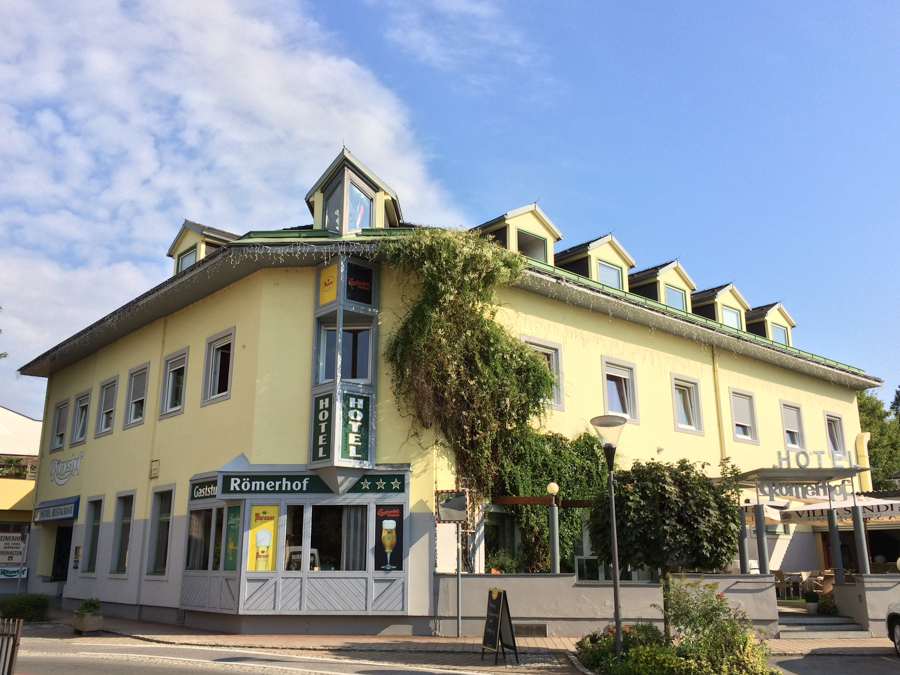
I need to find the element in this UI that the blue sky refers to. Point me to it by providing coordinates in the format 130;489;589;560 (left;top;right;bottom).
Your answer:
1;1;898;419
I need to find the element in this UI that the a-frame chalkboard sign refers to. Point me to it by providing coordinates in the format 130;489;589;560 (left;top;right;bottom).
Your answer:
481;588;518;664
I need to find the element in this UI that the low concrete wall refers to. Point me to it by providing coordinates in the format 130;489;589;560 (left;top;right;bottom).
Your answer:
833;574;900;638
434;573;779;638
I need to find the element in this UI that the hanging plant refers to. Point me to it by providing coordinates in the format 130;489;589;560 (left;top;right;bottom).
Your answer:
380;227;607;571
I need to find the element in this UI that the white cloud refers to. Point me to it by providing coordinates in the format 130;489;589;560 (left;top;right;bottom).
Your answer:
375;0;537;88
0;0;465;418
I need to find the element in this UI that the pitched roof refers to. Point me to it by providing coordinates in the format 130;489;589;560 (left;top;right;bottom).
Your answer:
691;283;750;310
304;148;402;221
555;233;636;268
166;220;239;258
746;302;796;327
471;204;563;241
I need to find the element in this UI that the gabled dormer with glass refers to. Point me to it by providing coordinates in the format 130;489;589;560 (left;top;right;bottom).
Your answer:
305;149;403;235
470;204;563;265
555;233;636;291
166;220;238;275
628;260;697;313
691;283;751;331
746;302;796;346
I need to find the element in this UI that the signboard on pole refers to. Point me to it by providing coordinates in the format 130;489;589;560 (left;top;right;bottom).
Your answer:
0;534;25;565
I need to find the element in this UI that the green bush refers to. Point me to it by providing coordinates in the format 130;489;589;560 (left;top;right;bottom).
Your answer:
0;593;50;621
575;622;664;672
818;594;838;615
626;643;681;674
803;590;820;603
484;549;522;574
76;597;101;616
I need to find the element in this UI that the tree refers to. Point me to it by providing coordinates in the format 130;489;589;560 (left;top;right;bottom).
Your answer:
587;459;740;639
858;390;900;489
891;386;900;416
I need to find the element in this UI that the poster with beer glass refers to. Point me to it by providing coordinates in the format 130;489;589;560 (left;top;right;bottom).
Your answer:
375;505;403;571
247;505;278;572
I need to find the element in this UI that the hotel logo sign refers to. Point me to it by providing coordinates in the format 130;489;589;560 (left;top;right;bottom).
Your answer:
49;452;83;486
341;393;370;462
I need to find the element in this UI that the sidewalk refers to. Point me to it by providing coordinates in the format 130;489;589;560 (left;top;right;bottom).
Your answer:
22;609;898;664
21;609;581;673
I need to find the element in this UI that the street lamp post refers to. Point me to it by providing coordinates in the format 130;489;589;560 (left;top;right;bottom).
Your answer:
591;414;628;663
547;482;560;574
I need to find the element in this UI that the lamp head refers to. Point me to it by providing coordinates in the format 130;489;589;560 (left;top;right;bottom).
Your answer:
590;414;628;447
547;482;559;496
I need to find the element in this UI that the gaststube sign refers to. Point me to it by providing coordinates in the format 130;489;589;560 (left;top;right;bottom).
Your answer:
191;480;218;500
221;474;334;495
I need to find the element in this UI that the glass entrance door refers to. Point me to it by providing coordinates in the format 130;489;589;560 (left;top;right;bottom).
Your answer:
51;525;72;582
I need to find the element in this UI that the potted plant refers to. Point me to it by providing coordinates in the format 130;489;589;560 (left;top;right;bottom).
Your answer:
803;590;820;614
73;597;103;636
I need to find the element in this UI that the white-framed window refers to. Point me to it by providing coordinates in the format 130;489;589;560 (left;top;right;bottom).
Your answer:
177;246;197;273
597;261;623;289
825;413;846;461
317;323;371;384
729;388;758;444
111;493;134;574
780;401;805;450
148;488;174;575
186;508;213;571
70;390;91;447
159;348;189;419
602;357;639;422
517;230;548;263
347;180;373;232
309;504;368;572
83;498;103;574
523;336;564;409
202;327;235;406
671;375;703;435
664;285;686;311
124;362;150;429
94;375;118;437
50;400;69;450
722;306;742;330
771;323;789;345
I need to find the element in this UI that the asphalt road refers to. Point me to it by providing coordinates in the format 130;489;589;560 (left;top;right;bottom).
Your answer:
771;654;900;674
15;639;495;675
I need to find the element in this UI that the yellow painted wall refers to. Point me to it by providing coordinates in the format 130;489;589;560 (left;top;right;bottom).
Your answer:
0;478;34;511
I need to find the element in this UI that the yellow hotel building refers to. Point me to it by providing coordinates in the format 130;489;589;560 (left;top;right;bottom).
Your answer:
19;151;881;634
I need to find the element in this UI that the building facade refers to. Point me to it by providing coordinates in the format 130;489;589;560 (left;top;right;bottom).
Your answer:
19;151;881;633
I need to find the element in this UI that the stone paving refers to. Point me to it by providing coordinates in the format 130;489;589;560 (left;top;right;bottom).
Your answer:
17;608;898;673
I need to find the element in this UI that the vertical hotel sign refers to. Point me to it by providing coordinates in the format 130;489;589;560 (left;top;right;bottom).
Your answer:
341;393;370;462
313;393;334;461
247;505;278;572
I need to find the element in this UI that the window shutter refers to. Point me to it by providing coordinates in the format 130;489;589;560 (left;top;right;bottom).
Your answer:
732;394;753;427
781;405;801;433
132;370;147;399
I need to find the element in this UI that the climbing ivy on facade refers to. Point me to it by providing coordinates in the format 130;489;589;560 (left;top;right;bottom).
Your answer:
380;227;608;572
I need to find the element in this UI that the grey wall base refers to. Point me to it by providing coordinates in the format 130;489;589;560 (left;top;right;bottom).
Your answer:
833;574;900;638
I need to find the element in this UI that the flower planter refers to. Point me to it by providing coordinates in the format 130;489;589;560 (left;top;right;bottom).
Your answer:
805;602;818;614
73;611;103;636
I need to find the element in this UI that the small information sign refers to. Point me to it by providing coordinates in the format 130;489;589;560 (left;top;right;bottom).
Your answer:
481;588;518;664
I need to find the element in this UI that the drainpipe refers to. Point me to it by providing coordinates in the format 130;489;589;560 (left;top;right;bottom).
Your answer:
711;346;727;461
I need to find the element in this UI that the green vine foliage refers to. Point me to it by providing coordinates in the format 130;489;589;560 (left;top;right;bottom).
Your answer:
381;227;608;571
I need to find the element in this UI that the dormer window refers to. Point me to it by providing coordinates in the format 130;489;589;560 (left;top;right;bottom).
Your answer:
517;230;547;263
772;324;789;345
722;306;742;330
665;285;686;311
597;261;623;289
177;246;197;273
323;169;376;235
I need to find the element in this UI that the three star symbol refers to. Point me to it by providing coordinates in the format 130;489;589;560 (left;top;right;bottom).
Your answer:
360;479;371;490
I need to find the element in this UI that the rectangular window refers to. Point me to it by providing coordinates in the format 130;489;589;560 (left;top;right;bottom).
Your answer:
212;506;225;571
71;391;90;446
826;414;846;460
730;389;758;443
284;504;306;571
517;230;547;263
772;324;789;345
324;181;343;233
781;402;804;449
671;375;703;434
186;509;213;571
664;285;686;311
83;499;102;574
348;181;372;231
722;306;742;330
112;495;133;574
524;336;563;409
149;490;173;574
51;401;69;450
597;261;622;289
159;348;189;418
95;376;118;437
124;364;149;428
202;328;235;405
318;324;371;384
603;358;638;422
177;246;197;272
309;505;367;572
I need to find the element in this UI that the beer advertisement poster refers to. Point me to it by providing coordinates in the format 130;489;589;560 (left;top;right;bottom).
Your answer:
247;505;278;572
224;505;241;572
374;504;403;571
